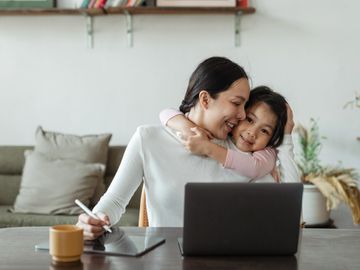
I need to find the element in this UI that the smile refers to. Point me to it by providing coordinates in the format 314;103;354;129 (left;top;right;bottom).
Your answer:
239;135;254;145
225;121;237;130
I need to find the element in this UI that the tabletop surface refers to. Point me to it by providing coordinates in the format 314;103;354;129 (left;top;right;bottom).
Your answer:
0;226;360;270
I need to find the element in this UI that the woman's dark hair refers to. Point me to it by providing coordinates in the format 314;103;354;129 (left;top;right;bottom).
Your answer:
245;86;288;148
179;57;248;113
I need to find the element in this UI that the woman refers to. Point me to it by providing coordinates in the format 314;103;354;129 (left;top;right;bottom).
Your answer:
77;57;299;239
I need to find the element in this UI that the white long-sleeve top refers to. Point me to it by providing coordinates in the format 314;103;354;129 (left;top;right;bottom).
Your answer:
93;125;300;227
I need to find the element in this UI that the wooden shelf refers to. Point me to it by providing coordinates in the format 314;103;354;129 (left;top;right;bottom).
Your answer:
0;6;256;48
0;6;255;16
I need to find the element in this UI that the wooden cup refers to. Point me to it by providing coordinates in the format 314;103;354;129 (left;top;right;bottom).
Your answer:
49;225;83;263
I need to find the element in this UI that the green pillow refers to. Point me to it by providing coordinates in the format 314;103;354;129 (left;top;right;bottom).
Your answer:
13;151;105;215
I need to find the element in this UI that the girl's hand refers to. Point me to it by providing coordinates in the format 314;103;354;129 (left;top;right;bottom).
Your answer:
183;127;212;156
284;103;295;134
76;212;110;240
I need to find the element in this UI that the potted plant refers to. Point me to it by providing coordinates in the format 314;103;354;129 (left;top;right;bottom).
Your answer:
295;118;360;226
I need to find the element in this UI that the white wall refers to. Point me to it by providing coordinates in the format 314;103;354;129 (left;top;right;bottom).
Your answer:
1;0;359;172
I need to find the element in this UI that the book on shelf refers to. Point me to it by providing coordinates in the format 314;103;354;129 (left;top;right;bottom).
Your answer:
80;0;91;8
156;0;236;7
94;0;107;8
237;0;248;7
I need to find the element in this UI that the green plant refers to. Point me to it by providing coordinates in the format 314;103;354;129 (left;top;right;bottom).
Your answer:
295;118;325;178
295;119;360;224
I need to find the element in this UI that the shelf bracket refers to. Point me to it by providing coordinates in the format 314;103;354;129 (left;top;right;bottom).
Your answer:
235;11;242;47
85;15;94;49
124;11;133;47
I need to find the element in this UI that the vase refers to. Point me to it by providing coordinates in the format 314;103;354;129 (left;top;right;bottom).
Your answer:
302;184;330;225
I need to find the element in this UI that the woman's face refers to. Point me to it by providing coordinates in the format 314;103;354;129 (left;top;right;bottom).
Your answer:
232;102;278;152
203;78;250;140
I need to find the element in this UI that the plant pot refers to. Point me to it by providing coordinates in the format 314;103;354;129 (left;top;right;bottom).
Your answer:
302;184;330;226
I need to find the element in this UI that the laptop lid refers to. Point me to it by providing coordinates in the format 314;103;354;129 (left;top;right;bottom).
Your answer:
181;182;303;256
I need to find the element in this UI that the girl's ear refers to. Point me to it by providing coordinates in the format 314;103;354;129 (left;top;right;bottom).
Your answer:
198;90;211;110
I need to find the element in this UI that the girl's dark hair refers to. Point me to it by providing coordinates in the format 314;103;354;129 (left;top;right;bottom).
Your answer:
179;57;248;113
245;86;288;148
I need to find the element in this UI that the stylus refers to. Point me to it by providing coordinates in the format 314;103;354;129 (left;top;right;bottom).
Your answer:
75;199;112;233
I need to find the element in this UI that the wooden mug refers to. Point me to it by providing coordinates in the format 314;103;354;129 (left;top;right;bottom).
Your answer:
49;225;83;263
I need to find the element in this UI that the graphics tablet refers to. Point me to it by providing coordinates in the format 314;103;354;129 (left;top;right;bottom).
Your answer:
35;227;165;257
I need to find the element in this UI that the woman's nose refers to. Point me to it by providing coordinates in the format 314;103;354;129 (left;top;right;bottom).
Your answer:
237;106;246;121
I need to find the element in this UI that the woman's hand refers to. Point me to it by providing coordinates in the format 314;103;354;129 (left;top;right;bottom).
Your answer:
183;127;213;156
284;103;295;134
76;212;110;240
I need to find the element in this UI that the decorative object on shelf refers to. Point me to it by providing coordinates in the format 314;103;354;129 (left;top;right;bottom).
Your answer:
295;118;360;225
0;0;55;9
156;0;236;7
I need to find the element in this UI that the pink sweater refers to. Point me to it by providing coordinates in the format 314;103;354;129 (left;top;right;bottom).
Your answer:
159;109;276;178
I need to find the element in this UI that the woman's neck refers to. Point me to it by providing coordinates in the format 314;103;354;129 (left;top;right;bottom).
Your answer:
187;106;203;127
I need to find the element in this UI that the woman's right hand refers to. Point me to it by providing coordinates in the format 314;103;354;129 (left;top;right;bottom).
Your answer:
76;212;110;240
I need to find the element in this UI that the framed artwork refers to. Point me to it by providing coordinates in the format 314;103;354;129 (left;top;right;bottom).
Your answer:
0;0;55;8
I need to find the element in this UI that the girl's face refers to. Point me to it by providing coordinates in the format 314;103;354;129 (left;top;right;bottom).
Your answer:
232;102;278;152
202;78;250;140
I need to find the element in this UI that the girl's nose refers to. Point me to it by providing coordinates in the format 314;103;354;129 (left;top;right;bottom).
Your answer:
247;129;255;138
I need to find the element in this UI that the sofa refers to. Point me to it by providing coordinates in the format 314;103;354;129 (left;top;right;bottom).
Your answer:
0;145;142;228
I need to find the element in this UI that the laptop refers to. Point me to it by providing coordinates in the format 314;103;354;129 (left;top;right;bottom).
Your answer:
179;182;303;256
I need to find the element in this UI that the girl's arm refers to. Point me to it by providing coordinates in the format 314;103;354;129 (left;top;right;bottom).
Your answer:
225;148;276;178
159;109;196;139
160;109;276;178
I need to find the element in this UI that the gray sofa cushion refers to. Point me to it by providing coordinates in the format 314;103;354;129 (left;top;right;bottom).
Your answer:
13;151;105;215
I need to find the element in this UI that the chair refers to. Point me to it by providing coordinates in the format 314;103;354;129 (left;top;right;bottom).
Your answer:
138;185;149;227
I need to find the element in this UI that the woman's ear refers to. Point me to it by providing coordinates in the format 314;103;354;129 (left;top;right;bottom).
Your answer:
198;90;211;110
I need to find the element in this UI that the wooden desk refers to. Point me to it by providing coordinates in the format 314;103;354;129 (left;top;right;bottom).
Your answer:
0;227;359;270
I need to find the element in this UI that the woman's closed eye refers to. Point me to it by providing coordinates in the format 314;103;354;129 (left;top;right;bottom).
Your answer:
232;101;242;107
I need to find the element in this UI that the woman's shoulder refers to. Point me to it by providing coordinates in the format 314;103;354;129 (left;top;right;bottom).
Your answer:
135;125;163;135
135;125;172;140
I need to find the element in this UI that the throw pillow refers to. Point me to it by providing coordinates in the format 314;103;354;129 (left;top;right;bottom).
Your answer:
13;151;105;215
34;126;111;205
